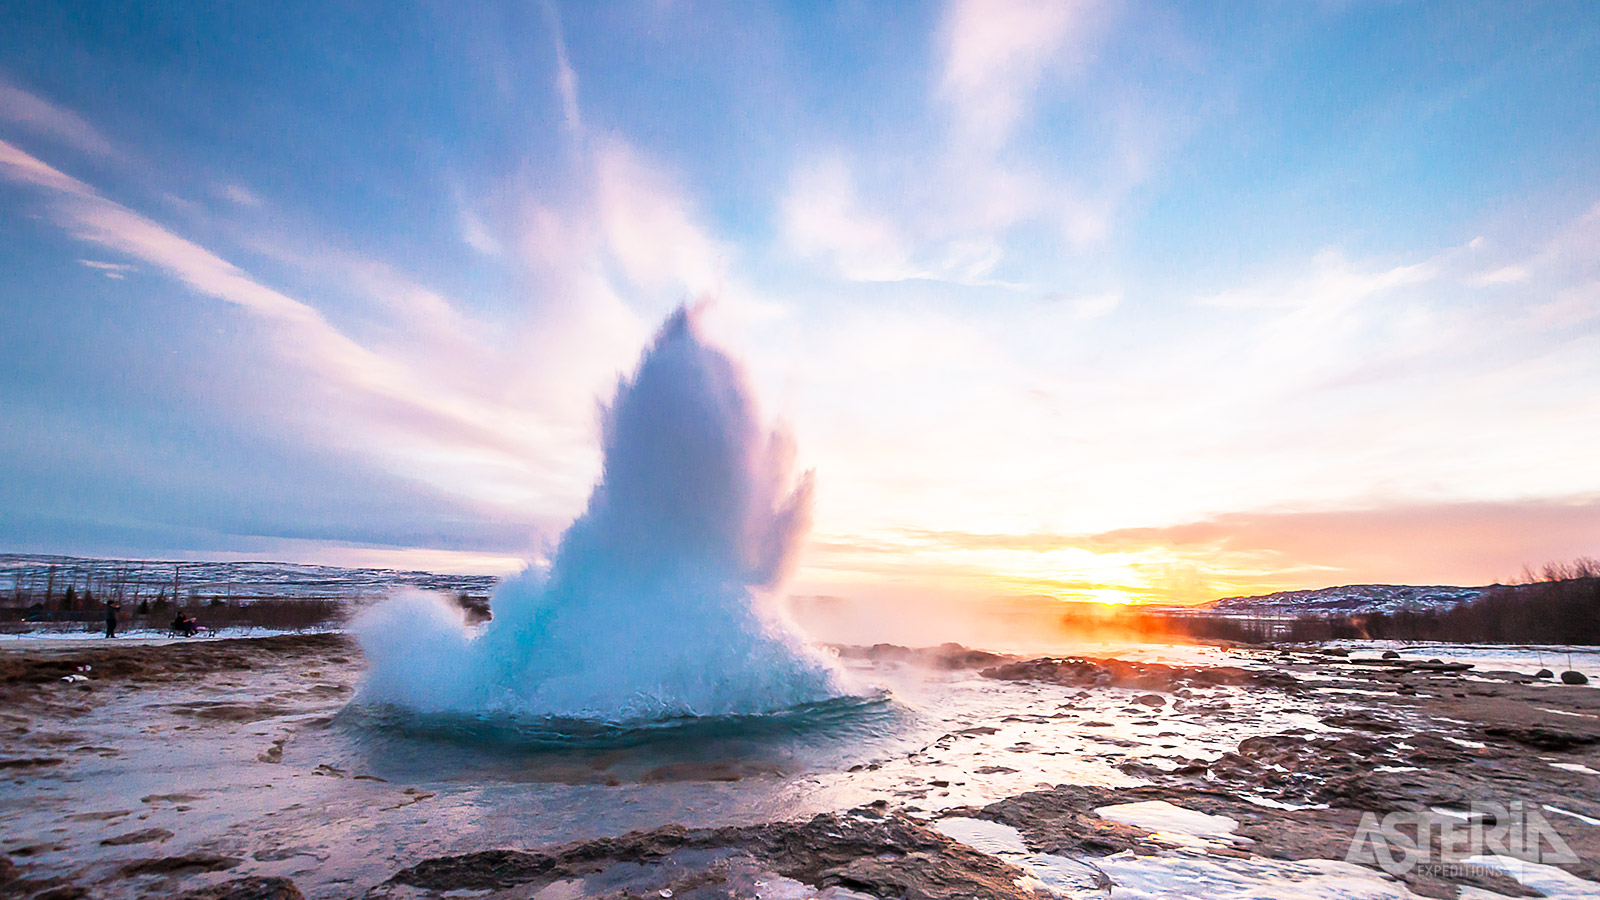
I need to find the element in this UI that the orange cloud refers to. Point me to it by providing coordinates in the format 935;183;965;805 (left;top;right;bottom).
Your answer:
803;496;1600;606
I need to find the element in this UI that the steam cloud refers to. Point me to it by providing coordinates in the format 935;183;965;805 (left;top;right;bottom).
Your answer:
355;306;849;722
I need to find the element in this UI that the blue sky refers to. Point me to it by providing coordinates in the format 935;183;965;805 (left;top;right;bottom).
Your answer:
2;1;1598;601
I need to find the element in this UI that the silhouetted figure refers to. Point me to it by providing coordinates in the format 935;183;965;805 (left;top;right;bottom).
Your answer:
105;600;121;639
171;613;198;638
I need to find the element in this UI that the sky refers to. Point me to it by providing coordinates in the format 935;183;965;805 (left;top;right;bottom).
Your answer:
1;1;1598;605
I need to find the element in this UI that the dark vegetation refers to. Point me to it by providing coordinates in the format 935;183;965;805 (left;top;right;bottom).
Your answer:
1;563;332;633
1062;559;1600;646
0;590;344;633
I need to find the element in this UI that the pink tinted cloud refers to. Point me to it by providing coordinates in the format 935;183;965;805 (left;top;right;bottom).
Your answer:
0;83;117;158
0;137;95;197
939;0;1100;144
1086;497;1600;588
845;496;1600;601
0;138;571;494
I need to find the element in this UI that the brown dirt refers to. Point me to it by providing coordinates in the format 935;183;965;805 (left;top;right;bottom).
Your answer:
0;634;349;688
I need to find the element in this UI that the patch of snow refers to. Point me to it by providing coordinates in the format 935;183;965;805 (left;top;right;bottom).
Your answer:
1095;800;1242;849
938;816;1432;899
1096;851;1429;899
1547;762;1599;776
1237;795;1329;811
0;627;341;650
935;818;1107;895
755;874;879;899
1541;804;1600;826
1536;707;1596;719
1456;854;1600;900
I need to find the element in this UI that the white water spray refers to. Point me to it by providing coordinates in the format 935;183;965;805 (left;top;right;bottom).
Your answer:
356;306;849;722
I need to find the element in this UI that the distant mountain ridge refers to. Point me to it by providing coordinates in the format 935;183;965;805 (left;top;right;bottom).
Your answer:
1204;583;1492;615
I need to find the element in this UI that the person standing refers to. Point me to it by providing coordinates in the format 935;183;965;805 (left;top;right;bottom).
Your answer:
105;599;121;638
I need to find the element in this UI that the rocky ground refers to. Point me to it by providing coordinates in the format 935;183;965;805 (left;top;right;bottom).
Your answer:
1;637;1597;899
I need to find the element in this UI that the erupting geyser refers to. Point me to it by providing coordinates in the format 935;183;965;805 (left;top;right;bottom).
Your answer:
355;306;850;722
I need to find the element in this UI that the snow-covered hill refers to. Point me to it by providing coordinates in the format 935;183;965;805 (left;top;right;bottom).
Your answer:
1204;583;1491;615
0;553;499;602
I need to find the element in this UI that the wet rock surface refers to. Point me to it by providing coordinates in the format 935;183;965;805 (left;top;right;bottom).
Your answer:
961;781;1544;899
1105;653;1600;896
119;853;242;877
174;876;306;900
379;651;1600;899
99;828;173;847
387;805;1047;899
832;642;1018;670
3;636;1598;899
981;654;1300;692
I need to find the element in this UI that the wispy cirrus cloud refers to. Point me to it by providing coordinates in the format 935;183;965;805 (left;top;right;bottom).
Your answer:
779;157;921;282
216;182;262;208
0;80;117;159
776;0;1133;286
1087;497;1600;591
0;49;747;537
6;4;1598;598
1462;201;1600;328
1197;249;1440;311
0;135;606;524
593;138;725;295
938;0;1101;146
0;137;95;196
767;192;1600;607
544;0;583;138
77;258;136;278
802;494;1600;604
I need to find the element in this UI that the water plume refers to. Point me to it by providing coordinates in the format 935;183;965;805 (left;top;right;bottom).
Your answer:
356;306;850;723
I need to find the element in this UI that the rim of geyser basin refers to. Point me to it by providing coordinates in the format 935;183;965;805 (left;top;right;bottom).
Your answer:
337;687;897;752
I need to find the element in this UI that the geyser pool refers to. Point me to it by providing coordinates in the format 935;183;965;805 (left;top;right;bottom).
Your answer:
355;306;853;724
